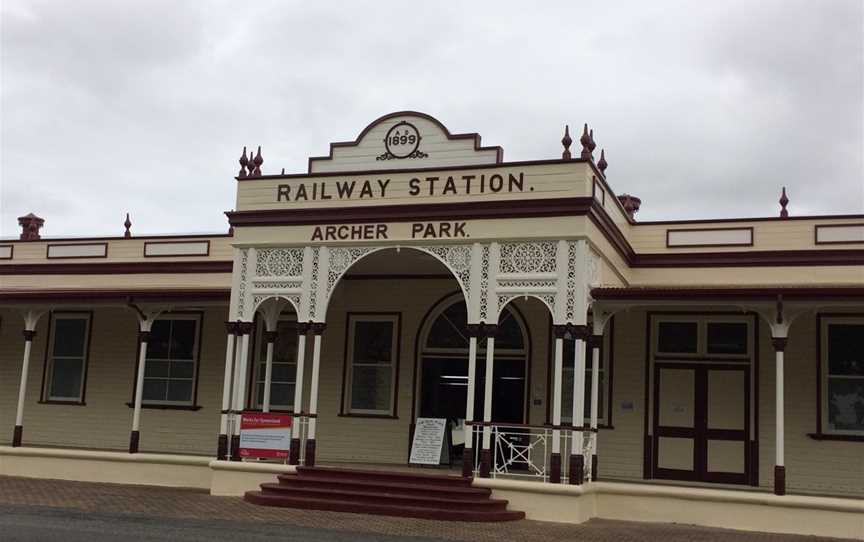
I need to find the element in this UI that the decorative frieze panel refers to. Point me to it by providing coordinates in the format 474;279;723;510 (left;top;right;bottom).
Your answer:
255;247;304;277
498;241;557;275
252;293;302;314
236;249;249;319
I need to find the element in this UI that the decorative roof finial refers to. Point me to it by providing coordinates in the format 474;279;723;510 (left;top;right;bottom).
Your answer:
580;123;592;159
779;186;789;218
561;125;572;160
597;149;608;174
238;146;249;178
124;213;132;238
252;146;263;177
588;129;596;154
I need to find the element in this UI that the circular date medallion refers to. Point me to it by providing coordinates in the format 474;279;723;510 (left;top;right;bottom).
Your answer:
383;121;422;158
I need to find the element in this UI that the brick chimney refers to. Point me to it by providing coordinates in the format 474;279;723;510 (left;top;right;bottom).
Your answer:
18;213;44;240
617;194;641;219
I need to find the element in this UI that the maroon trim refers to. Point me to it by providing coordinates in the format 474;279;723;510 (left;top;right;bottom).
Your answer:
0;244;12;260
774;465;785;495
631;249;864;268
227;197;595;226
549;452;562;483
0;288;229;303
46;242;108;259
306;111;504;172
665;227;754;249
0;233;231;244
807;433;864;442
593;286;864;300
815;223;864;245
638;213;864;226
143;240;211;258
0;261;232;275
340;312;402;418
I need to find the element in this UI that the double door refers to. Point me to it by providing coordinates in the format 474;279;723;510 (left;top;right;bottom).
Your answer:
652;363;750;484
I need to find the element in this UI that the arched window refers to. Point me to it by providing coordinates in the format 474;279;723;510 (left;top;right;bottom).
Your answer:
418;294;529;424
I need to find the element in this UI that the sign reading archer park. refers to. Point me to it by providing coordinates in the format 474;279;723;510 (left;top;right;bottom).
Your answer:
238;412;292;459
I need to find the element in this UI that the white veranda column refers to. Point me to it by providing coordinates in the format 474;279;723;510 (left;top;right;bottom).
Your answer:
229;323;252;460
130;321;154;453
12;310;43;447
289;324;308;465
569;327;587;484
262;330;277;412
304;323;325;467
217;323;237;459
587;333;601;480
479;328;496;478
462;332;479;477
773;336;787;495
550;327;565;483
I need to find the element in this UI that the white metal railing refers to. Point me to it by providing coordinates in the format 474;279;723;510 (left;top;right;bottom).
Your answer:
470;423;592;483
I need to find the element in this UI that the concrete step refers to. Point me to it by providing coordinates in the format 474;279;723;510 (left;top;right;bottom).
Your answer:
276;474;492;500
295;466;471;487
244;491;525;522
259;482;509;511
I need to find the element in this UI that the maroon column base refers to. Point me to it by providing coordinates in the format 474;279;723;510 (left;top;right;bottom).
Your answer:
304;439;316;467
461;448;474;478
569;454;585;485
288;438;301;465
128;430;139;454
216;434;228;460
774;465;786;496
12;425;23;448
549;452;562;483
479;449;492;478
230;435;241;461
591;454;598;481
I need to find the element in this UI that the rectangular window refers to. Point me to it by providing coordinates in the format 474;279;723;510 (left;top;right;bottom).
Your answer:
657;322;698;354
142;314;201;405
821;317;864;435
44;312;91;402
344;314;399;416
561;331;608;425
254;318;299;410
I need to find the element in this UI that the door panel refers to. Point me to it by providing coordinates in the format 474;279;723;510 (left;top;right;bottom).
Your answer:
707;370;745;430
657;437;694;470
658;369;695;427
707;440;745;472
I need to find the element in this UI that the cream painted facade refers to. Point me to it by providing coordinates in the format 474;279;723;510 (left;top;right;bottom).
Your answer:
1;111;862;512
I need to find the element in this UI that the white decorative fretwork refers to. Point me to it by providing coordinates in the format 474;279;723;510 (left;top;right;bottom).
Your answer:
252;280;304;290
255;248;304;277
498;241;557;274
253;293;302;314
307;248;321;320
478;245;490;322
497;293;556;315
236;249;249;319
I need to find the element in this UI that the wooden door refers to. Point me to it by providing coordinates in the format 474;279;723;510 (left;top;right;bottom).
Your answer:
653;363;749;484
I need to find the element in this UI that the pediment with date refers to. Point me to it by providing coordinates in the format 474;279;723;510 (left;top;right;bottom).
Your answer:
308;111;502;173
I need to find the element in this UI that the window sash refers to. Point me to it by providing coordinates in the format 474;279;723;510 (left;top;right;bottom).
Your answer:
821;318;864;435
346;315;399;415
46;313;91;402
142;315;200;405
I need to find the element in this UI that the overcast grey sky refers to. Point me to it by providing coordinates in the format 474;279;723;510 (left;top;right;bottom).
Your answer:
1;0;862;238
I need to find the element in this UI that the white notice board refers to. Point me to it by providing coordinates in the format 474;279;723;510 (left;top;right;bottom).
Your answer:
409;417;447;465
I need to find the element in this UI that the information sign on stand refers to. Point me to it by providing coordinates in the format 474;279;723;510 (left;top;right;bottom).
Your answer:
409;417;447;465
238;412;292;459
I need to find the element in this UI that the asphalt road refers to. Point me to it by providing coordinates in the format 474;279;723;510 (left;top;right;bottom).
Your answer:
0;504;448;542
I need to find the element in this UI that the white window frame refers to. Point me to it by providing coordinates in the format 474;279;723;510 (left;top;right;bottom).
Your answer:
344;313;400;416
141;313;201;406
820;316;864;436
253;313;298;410
44;311;92;403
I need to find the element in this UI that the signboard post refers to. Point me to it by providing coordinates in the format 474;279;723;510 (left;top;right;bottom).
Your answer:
238;412;292;459
409;417;448;465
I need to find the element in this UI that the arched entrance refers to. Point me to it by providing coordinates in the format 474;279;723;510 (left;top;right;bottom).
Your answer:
417;293;530;425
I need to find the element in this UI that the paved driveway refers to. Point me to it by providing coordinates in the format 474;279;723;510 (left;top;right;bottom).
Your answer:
0;477;851;541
